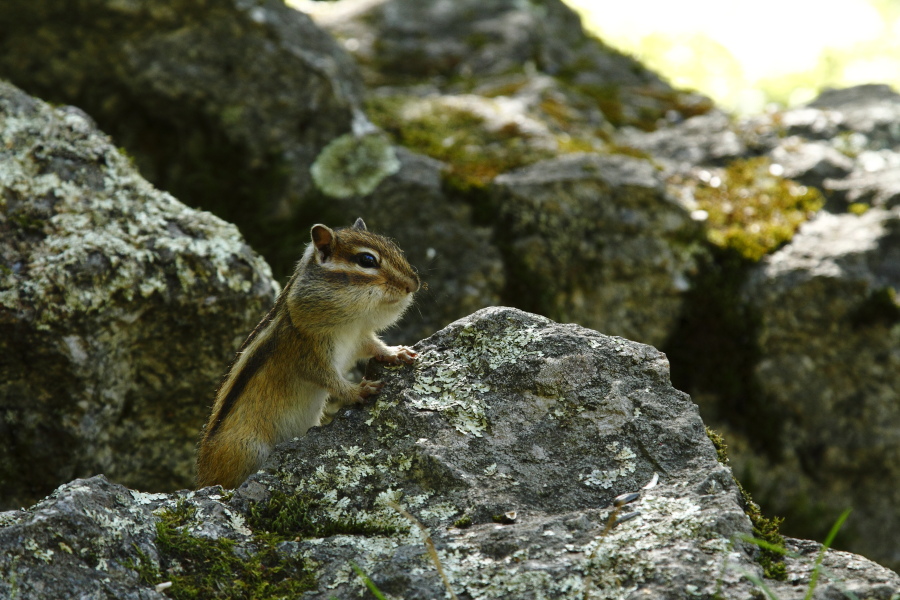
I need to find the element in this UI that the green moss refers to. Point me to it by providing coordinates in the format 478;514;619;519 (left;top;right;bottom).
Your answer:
706;428;787;581
847;202;870;215
246;490;399;539
132;500;315;600
451;515;472;529
10;212;45;233
365;95;555;192
706;427;730;467
686;157;825;261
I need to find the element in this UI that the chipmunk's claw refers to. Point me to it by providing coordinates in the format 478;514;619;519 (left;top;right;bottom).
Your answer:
357;378;384;402
375;345;418;365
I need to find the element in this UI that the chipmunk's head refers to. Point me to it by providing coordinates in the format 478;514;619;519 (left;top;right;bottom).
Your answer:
301;218;419;330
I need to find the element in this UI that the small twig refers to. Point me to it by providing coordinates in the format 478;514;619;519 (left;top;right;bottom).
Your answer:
387;500;459;600
583;491;642;600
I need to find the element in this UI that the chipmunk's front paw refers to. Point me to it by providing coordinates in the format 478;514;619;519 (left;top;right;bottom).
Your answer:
375;345;418;365
357;378;384;402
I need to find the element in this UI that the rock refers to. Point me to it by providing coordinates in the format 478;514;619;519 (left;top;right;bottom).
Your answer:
303;0;587;81
0;477;166;600
742;208;900;570
619;85;900;213
611;83;900;570
0;80;277;509
2;308;899;599
491;154;706;347
824;163;900;210
306;0;711;129
782;85;900;211
617;110;747;171
806;84;900;149
769;139;856;190
0;0;367;274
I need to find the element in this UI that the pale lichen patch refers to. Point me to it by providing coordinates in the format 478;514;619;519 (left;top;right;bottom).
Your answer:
0;89;273;329
580;493;730;600
405;322;546;436
310;132;400;198
579;442;637;489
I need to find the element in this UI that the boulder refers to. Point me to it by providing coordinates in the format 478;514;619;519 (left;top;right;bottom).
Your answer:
1;308;898;599
742;208;900;569
0;0;367;275
0;80;277;509
491;154;706;348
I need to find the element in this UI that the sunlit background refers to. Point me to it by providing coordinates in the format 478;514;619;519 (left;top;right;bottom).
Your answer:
566;0;900;114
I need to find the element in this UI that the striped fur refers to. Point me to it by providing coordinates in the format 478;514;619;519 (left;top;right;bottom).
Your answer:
196;219;419;489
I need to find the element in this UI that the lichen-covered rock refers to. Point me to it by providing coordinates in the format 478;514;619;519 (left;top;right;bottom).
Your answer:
615;84;900;569
742;207;900;570
490;154;706;347
247;306;746;599
0;80;277;509
0;478;167;600
621;84;900;213
0;0;367;274
2;308;898;599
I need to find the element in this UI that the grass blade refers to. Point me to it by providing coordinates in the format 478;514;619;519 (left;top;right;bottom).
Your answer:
350;561;388;600
804;508;852;600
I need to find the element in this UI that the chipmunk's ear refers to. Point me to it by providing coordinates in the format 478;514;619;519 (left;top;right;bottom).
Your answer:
311;224;335;261
352;217;367;231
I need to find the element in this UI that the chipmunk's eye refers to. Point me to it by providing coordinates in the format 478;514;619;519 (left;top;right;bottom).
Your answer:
356;252;379;269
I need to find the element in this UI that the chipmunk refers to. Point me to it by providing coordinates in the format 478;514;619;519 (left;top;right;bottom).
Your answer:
196;218;420;489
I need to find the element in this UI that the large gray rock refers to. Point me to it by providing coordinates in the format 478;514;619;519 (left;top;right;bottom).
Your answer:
0;80;277;509
491;154;706;347
0;0;367;275
742;208;900;570
2;308;898;599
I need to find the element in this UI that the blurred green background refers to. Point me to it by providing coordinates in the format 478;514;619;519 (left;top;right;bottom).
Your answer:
567;0;900;114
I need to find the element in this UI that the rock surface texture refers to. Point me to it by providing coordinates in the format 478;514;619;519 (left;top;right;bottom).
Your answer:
1;0;899;576
0;0;373;301
492;153;704;347
0;81;277;509
743;207;900;569
2;308;898;599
